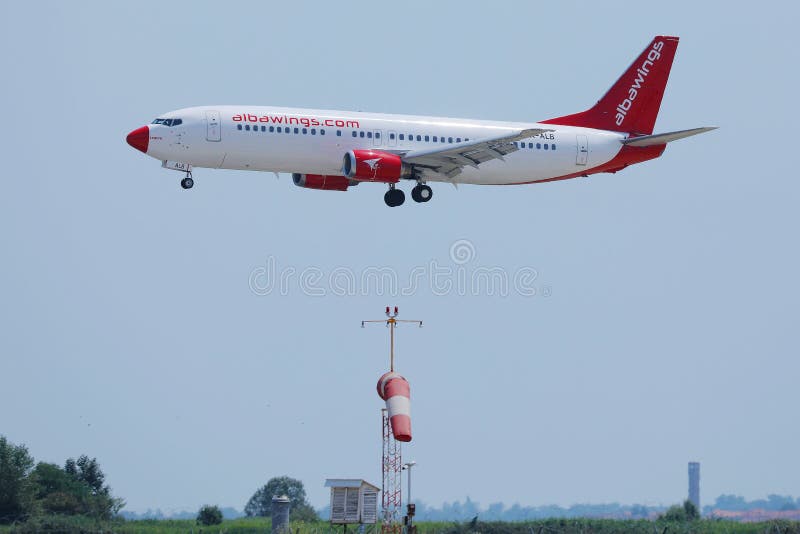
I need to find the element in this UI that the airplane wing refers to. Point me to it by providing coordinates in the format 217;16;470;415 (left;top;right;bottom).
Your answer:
399;128;553;179
622;127;717;147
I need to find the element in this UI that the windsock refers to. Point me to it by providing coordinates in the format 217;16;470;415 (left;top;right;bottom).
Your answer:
377;371;412;442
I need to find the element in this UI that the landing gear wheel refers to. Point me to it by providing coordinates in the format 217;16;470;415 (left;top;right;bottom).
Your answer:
384;188;405;207
181;177;194;189
411;184;433;203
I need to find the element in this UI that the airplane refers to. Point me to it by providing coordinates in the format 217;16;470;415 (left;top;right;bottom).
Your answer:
126;35;715;207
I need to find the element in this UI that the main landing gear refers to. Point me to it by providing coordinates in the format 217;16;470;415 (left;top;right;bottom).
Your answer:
384;183;433;207
384;185;405;207
411;183;433;203
180;171;194;189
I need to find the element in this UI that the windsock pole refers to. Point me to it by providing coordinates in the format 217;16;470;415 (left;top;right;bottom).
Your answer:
389;313;394;371
363;307;423;443
363;308;422;534
361;306;423;372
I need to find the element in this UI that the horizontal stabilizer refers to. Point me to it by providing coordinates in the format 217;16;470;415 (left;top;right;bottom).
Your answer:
622;127;717;147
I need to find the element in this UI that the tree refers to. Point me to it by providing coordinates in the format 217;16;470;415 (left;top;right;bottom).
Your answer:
713;494;747;511
245;476;317;521
0;436;35;524
683;499;700;520
31;457;123;519
291;502;320;522
660;500;699;521
31;462;86;515
65;455;106;497
197;504;223;526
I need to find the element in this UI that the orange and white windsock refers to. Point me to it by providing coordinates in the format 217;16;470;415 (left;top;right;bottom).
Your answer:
377;371;412;442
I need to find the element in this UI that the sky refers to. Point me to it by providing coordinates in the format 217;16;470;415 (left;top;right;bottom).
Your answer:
1;0;798;515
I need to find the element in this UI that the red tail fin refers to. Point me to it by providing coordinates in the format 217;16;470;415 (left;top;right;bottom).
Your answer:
542;36;679;135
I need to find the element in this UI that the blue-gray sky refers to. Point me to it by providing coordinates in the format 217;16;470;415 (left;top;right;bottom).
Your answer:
1;0;798;514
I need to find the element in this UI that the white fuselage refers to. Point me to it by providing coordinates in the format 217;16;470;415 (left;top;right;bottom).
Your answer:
142;106;627;185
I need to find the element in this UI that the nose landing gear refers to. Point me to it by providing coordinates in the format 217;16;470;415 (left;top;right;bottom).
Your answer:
180;171;194;189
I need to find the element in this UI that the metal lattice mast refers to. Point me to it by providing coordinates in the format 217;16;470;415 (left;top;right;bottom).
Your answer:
381;408;402;534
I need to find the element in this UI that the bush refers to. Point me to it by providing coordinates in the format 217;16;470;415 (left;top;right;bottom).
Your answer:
197;504;223;526
8;513;121;533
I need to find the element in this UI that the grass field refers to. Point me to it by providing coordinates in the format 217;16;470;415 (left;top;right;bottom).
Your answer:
2;517;800;534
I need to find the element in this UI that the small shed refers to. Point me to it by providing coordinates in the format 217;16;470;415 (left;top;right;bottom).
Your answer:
325;479;380;524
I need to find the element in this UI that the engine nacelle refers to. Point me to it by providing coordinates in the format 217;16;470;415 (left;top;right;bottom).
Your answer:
292;173;357;191
342;150;407;183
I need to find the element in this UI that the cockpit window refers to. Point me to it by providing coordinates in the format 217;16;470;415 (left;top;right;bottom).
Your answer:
151;118;182;127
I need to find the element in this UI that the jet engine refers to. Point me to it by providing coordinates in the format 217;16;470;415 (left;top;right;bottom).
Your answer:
291;173;357;191
342;150;408;182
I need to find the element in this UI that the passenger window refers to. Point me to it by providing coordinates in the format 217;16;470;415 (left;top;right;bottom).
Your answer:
552;144;556;150
367;132;372;139
277;126;282;133
261;126;266;132
302;128;307;134
285;128;290;134
269;126;274;132
544;143;549;150
294;127;299;134
245;125;250;131
536;143;541;149
360;131;365;138
390;133;395;140
352;131;357;137
424;135;430;142
375;132;380;138
311;128;316;135
337;130;342;136
433;136;438;142
448;137;453;143
399;134;404;140
456;137;461;143
416;135;421;141
320;129;325;135
527;142;532;149
237;124;242;130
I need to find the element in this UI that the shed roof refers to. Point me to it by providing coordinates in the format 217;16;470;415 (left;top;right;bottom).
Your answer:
325;479;380;491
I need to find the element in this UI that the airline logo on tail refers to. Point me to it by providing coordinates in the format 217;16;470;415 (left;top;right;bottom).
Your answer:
615;40;665;127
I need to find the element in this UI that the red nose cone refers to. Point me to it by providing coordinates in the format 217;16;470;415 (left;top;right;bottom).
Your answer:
126;126;149;153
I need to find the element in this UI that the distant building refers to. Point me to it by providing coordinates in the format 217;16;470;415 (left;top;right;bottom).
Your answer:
688;462;700;511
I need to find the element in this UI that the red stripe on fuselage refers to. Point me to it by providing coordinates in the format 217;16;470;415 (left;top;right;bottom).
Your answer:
500;143;666;185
